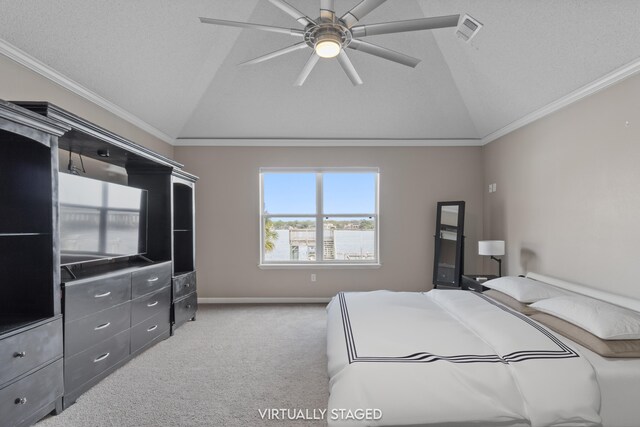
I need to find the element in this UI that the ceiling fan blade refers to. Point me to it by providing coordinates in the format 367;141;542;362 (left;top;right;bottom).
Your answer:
336;50;363;86
199;17;304;37
268;0;316;27
294;53;320;86
351;15;460;37
341;0;387;28
320;0;335;21
348;39;420;68
240;42;309;66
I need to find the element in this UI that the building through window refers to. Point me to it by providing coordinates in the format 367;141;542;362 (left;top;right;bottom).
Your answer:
260;168;379;265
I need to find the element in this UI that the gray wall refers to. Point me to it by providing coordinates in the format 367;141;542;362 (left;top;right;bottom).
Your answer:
174;146;484;298
6;48;639;300
482;73;640;298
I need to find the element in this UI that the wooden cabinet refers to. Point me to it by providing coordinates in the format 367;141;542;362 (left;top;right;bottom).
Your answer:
5;101;199;422
171;171;198;333
0;100;69;427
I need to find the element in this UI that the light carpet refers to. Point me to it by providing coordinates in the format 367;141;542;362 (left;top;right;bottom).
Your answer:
38;304;329;427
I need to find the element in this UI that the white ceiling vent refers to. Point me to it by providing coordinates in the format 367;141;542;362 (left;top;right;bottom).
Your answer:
456;14;482;42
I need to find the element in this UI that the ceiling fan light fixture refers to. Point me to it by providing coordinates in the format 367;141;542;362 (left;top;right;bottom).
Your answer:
315;34;342;58
200;1;465;85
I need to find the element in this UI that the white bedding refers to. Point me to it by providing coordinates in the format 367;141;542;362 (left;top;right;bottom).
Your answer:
326;290;602;427
562;339;640;427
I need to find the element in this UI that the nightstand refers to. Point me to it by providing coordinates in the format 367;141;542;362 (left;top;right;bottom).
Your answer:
461;275;498;293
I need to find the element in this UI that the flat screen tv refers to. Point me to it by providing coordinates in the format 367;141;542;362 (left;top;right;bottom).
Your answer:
59;173;148;265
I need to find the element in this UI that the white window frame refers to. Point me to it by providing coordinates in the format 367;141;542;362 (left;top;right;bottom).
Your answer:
259;167;380;268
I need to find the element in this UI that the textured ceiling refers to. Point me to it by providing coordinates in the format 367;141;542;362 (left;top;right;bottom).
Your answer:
0;0;639;144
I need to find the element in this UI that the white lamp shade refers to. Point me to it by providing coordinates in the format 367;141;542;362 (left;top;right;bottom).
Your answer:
478;240;505;256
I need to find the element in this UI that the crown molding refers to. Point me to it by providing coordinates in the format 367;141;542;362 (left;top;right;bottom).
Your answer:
482;57;640;145
0;39;175;145
5;38;637;149
174;138;483;147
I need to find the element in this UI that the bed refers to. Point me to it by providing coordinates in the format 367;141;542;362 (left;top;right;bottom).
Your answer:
326;273;640;427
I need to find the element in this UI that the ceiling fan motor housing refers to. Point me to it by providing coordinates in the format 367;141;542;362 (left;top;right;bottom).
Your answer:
304;20;353;52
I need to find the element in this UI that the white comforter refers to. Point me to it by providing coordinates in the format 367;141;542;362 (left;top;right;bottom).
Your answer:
326;290;601;427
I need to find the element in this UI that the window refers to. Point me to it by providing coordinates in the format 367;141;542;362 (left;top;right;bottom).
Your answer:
260;168;379;266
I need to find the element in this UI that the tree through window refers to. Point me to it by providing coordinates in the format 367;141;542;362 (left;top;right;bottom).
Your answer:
260;169;379;265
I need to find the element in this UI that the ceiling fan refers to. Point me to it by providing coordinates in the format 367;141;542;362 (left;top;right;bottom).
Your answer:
200;0;476;86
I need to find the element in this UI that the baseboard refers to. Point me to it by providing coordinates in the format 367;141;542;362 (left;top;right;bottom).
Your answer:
198;297;331;304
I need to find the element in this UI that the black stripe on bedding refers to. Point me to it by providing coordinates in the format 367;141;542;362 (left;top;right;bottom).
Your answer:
338;292;578;364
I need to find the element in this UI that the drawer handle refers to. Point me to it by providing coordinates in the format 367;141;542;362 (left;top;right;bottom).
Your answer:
94;352;110;363
147;325;158;332
15;397;27;405
147;277;159;283
186;304;191;309
185;283;190;287
147;301;159;307
94;322;111;330
94;291;111;298
13;351;26;358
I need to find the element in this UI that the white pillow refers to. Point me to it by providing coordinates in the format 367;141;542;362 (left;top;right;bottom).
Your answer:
531;295;640;340
483;276;568;303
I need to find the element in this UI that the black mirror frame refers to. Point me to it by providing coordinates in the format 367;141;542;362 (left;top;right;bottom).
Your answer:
432;201;465;288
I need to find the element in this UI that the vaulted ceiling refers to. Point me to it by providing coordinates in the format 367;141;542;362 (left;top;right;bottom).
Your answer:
1;1;639;145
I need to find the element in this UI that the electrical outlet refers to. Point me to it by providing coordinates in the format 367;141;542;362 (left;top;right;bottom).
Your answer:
311;274;316;282
492;183;497;192
488;184;493;193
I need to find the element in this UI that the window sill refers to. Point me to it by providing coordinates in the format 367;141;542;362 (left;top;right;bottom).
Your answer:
258;263;381;270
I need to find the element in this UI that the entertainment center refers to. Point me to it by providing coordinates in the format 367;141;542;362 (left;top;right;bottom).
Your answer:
0;100;198;425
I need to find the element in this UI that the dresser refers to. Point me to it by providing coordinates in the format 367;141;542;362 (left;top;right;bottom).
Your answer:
62;261;171;407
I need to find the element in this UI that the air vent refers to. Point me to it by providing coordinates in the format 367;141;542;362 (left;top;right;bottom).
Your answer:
456;14;482;42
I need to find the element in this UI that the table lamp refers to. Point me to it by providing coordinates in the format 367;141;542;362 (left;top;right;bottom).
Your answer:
478;240;505;277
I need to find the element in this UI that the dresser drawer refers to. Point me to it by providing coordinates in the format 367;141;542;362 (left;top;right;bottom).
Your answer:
131;262;171;298
0;319;62;387
64;273;131;322
131;286;170;326
0;359;63;427
131;311;170;354
64;302;131;358
64;329;130;393
173;292;197;327
173;271;197;301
